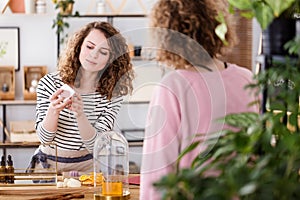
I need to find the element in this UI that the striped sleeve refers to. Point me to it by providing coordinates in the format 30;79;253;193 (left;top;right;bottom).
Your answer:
94;96;123;131
35;73;60;143
83;96;123;151
37;123;57;144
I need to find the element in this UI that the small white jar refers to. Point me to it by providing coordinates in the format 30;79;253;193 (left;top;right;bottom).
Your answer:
97;2;105;14
36;0;46;14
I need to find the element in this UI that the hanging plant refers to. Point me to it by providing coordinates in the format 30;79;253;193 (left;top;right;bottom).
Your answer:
51;0;79;44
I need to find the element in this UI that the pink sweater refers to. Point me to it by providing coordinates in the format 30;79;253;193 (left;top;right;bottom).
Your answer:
140;63;260;199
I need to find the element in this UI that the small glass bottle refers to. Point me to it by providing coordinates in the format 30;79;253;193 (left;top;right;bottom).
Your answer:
0;156;6;183
6;155;14;184
94;131;130;199
1;83;9;93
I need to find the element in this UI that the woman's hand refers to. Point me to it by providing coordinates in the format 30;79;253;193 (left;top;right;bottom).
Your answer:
70;93;84;118
49;89;72;114
42;88;73;133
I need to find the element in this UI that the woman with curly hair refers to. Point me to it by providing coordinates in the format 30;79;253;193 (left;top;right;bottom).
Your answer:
140;0;259;199
27;21;134;174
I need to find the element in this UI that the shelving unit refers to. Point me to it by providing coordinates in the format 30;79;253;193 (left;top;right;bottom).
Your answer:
0;100;145;147
0;100;37;158
57;14;147;57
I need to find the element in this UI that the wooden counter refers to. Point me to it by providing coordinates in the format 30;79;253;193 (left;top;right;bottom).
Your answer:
0;185;140;200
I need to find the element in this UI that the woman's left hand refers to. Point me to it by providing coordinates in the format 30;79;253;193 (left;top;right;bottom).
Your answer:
70;93;85;118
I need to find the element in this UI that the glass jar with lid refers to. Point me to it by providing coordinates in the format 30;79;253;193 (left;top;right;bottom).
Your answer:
94;131;130;199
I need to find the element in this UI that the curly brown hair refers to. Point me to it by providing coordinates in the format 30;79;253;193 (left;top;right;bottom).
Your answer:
58;21;134;100
151;0;237;70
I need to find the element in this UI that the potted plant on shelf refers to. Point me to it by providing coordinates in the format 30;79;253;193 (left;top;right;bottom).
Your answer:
52;0;79;45
153;1;300;199
54;0;74;15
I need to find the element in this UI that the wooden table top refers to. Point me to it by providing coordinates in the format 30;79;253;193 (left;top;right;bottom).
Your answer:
0;185;140;200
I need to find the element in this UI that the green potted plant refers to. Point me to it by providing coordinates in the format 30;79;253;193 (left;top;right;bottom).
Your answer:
54;0;75;15
153;1;300;199
52;0;79;44
154;41;300;199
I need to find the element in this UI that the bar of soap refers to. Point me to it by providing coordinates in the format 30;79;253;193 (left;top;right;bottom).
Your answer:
57;181;64;188
63;178;69;187
67;178;81;188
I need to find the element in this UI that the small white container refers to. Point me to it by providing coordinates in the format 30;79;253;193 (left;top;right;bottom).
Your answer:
36;0;46;14
25;0;35;14
97;2;106;14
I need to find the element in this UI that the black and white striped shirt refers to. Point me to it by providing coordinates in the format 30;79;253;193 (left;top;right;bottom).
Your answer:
35;72;123;152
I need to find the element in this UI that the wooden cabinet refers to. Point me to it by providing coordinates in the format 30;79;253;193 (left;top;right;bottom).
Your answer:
0;67;15;100
23;66;48;100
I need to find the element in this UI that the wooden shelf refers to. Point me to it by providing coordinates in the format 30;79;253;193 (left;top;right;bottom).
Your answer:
0;142;40;148
131;56;144;61
0;100;36;105
128;141;143;147
0;13;54;16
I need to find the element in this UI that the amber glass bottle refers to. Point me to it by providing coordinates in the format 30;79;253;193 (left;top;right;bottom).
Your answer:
6;155;14;183
0;156;6;183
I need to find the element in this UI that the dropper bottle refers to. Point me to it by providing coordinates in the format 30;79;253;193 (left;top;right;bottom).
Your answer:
6;155;14;183
0;156;6;183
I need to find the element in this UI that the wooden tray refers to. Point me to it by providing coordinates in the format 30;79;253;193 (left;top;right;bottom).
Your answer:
0;185;95;195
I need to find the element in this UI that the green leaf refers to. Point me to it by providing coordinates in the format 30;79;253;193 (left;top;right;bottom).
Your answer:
265;0;296;17
240;11;254;19
177;141;200;163
253;2;275;30
215;12;228;45
228;0;252;10
222;112;259;129
212;145;235;160
284;36;300;56
215;23;228;46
